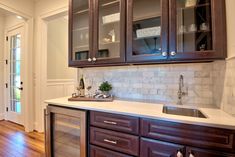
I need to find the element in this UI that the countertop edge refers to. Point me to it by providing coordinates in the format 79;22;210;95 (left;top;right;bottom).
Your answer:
46;100;235;130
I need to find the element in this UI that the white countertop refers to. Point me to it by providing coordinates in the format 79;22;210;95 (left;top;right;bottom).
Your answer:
45;97;235;130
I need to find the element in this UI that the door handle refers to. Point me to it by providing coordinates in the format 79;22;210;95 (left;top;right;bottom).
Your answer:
18;87;23;91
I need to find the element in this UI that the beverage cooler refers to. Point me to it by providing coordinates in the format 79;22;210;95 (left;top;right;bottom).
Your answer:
44;106;87;157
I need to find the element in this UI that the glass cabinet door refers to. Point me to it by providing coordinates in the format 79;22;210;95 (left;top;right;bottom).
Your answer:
69;0;92;65
169;0;226;60
126;0;169;62
45;106;87;157
93;0;125;64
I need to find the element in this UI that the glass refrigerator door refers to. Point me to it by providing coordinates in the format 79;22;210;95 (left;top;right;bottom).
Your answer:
52;112;86;157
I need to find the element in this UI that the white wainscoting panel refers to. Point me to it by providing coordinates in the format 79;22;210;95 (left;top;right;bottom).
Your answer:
46;79;76;100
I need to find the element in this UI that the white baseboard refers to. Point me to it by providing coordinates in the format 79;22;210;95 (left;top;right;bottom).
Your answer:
0;113;5;120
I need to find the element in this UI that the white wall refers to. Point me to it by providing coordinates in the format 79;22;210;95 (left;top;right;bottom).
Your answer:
0;0;34;17
34;0;69;132
226;0;235;58
4;15;25;29
47;16;75;79
0;13;5;119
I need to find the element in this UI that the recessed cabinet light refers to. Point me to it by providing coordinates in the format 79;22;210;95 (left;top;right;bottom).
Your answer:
16;15;23;19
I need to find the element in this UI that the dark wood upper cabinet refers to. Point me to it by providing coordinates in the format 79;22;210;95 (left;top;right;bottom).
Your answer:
93;0;126;65
126;0;169;62
69;0;226;67
69;0;126;67
69;0;93;67
168;0;227;61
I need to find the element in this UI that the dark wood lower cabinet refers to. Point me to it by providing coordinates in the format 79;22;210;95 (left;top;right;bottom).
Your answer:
140;138;185;157
88;112;235;157
90;145;134;157
186;147;235;157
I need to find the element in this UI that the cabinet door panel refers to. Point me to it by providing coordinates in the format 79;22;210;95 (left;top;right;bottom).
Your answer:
93;0;126;64
69;0;93;66
90;145;134;157
126;0;169;62
186;147;235;157
169;0;226;60
140;138;185;157
141;118;235;153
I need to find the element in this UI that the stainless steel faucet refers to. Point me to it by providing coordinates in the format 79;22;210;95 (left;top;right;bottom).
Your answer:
177;75;187;105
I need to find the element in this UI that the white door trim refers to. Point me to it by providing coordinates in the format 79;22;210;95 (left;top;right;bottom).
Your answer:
1;5;34;132
34;6;74;132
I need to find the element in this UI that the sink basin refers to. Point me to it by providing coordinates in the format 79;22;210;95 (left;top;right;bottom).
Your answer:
163;106;207;118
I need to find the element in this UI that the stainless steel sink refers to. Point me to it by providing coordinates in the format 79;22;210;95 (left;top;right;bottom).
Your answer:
163;106;207;118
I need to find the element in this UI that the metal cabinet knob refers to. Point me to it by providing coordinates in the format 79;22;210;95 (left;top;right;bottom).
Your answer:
88;58;92;62
162;52;168;57
170;51;176;56
92;57;97;62
177;150;184;157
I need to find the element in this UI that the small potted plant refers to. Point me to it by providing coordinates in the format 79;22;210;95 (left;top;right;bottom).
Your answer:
99;81;112;96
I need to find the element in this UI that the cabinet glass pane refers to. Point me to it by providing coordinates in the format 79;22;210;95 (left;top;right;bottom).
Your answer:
53;114;81;157
72;0;89;61
176;0;212;53
132;0;162;56
97;0;121;59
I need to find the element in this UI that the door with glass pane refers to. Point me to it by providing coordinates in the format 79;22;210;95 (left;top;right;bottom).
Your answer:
126;0;169;62
93;0;125;64
169;0;226;60
6;27;24;125
69;0;93;66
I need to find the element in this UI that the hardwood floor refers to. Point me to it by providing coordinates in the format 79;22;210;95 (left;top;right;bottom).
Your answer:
0;120;45;157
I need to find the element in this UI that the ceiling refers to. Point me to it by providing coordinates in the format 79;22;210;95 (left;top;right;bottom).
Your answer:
0;8;14;16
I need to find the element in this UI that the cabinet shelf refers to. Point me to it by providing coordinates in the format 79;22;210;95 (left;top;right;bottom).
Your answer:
134;35;160;40
100;41;120;45
177;30;211;35
74;9;89;15
178;3;210;11
55;121;81;130
101;0;119;8
102;20;120;26
73;27;89;32
133;14;161;23
73;45;89;49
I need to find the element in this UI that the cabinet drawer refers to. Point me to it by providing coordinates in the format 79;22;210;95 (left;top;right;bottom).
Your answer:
140;138;185;157
90;127;139;156
141;118;235;153
186;147;235;157
90;111;139;134
90;145;134;157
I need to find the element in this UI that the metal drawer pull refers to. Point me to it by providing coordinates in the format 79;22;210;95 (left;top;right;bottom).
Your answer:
103;120;117;125
104;139;117;144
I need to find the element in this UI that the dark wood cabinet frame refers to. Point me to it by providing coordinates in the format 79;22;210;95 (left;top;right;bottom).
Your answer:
169;0;227;61
69;0;227;68
126;0;169;62
69;0;94;67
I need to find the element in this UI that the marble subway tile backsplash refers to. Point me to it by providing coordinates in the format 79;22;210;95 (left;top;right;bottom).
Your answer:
78;63;215;108
213;58;235;116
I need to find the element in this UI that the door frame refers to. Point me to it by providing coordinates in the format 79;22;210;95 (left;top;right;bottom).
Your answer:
5;25;25;125
1;3;34;132
35;6;76;132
